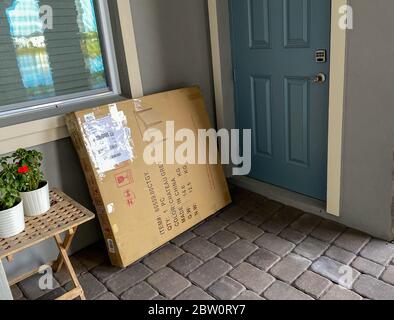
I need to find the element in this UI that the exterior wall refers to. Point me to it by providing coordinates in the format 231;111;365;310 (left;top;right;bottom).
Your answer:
339;0;394;239
129;0;216;124
1;0;216;278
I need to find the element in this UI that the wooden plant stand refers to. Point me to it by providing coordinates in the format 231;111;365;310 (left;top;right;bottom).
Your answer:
0;189;95;300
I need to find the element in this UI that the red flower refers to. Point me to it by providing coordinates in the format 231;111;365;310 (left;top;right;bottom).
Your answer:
18;165;29;174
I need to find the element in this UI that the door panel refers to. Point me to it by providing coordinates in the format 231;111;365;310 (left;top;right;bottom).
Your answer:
248;0;271;49
230;0;331;200
283;0;310;48
251;75;272;157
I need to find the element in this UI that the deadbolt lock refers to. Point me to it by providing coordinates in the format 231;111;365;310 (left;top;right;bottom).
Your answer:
313;73;327;84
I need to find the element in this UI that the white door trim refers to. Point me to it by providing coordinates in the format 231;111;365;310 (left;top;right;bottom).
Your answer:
208;0;347;216
0;0;143;154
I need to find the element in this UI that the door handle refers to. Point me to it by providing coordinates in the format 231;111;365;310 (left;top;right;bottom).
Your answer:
311;72;327;84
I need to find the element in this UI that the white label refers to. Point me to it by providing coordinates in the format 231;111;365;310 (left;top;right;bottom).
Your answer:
107;203;115;214
107;239;115;254
83;115;134;175
84;113;96;122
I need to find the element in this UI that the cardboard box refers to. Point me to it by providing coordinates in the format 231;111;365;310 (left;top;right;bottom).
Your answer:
66;87;231;267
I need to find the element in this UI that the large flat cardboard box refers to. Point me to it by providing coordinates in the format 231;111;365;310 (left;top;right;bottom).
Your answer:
66;87;231;267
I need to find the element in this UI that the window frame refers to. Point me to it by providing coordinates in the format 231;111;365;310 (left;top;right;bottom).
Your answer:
0;0;121;124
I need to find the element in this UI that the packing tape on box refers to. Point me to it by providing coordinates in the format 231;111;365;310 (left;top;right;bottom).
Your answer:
81;103;135;179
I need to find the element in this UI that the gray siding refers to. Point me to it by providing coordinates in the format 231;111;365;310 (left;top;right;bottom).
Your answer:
1;0;216;278
339;0;394;239
130;0;216;124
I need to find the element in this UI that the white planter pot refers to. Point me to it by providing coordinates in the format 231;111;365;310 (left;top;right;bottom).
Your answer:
20;181;50;217
0;200;25;238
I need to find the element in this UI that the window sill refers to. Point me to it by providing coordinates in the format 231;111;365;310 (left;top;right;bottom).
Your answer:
0;93;128;154
0;116;69;154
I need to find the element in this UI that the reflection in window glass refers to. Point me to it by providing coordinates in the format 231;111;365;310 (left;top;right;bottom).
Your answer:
6;0;55;98
0;0;108;108
75;0;106;89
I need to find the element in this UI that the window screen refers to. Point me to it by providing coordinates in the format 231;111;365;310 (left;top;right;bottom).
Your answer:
0;0;108;109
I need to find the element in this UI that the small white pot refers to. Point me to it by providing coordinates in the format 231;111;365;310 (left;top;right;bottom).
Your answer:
0;200;25;238
20;181;50;217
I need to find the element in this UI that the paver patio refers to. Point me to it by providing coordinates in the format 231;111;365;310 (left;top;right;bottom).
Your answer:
12;186;394;300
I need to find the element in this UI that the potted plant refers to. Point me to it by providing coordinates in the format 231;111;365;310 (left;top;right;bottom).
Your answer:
12;149;50;217
0;160;25;238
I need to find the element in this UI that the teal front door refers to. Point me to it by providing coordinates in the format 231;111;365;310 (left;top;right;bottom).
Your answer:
230;0;331;201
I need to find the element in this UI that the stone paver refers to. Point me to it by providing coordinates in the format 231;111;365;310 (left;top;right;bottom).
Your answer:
311;257;360;289
334;229;371;254
147;268;190;299
279;228;306;244
252;200;283;218
189;258;232;289
183;237;221;261
106;263;152;295
26;187;394;301
95;292;119;300
169;253;203;276
290;214;321;234
194;218;228;238
255;233;295;257
91;263;123;282
264;281;313;300
230;263;275;294
54;256;88;286
65;273;106;300
353;274;394;300
235;290;265;300
270;254;311;284
260;207;301;234
247;248;281;271
11;285;23;300
176;285;214;300
294;271;332;298
74;242;107;270
311;220;346;243
294;237;330;261
209;230;239;249
171;231;195;247
320;285;362;300
227;220;264;241
359;239;394;265
236;194;263;212
381;266;394;286
218;205;247;223
351;257;385;278
325;246;357;265
19;272;60;300
208;277;245;300
143;244;184;271
38;287;66;300
242;210;272;227
121;281;158;300
246;192;266;207
218;240;257;266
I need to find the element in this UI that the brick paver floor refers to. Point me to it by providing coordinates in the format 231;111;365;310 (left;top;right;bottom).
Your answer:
13;186;394;300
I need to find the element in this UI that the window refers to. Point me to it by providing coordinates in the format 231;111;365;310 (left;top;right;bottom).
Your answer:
0;0;119;118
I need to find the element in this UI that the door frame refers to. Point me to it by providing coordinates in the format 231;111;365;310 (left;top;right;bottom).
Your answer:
208;0;348;216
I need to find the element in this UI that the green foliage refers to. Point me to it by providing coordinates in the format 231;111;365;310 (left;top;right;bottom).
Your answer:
0;158;20;211
12;149;44;192
0;148;45;210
